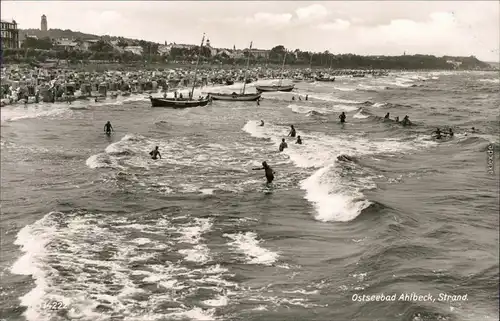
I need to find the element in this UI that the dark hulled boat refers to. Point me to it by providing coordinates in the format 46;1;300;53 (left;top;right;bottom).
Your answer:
150;34;209;109
254;48;294;93
315;76;335;82
255;84;295;92
209;92;261;101
208;41;262;102
150;97;210;108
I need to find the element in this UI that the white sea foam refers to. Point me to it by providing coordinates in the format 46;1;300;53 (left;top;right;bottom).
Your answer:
353;110;369;119
224;232;278;265
242;120;435;222
1;105;73;122
301;164;372;222
10;211;234;320
478;78;499;84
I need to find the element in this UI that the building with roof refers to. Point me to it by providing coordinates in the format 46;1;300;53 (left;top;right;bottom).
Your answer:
53;38;78;51
1;19;20;49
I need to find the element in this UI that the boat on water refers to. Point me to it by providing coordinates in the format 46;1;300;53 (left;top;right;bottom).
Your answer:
151;34;209;108
208;41;262;102
255;49;295;93
150;97;210;108
315;76;336;82
255;84;295;92
209;92;261;101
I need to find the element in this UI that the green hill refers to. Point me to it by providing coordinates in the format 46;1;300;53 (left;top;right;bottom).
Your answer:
19;28;141;44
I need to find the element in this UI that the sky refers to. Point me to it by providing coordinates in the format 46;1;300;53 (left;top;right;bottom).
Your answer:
2;1;499;61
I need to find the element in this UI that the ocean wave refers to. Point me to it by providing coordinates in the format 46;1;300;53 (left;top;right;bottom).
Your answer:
1;105;74;122
224;232;279;265
478;78;499;84
242;120;434;222
10;211;235;321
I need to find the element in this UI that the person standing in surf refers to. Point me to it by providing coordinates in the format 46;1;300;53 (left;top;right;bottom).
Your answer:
252;161;275;184
149;146;161;160
288;125;296;137
104;121;113;135
279;138;288;152
339;112;346;123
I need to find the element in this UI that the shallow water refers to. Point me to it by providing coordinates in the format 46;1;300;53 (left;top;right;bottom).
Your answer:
1;71;499;321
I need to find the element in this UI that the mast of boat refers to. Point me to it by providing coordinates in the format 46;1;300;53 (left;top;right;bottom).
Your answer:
278;50;287;87
241;41;253;95
190;33;205;100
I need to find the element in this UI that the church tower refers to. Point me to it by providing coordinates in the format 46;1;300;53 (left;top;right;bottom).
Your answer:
41;14;47;31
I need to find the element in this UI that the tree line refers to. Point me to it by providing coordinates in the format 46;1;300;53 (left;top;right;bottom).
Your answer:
0;36;490;70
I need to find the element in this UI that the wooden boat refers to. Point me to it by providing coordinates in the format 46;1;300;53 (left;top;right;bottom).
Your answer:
151;34;209;109
150;97;210;108
209;92;261;101
315;76;335;82
255;49;294;92
209;41;262;102
255;84;295;92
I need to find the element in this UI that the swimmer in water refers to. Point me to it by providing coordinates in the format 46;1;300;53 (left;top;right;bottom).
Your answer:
288;125;296;137
447;128;454;137
259;120;264;126
339;112;346;123
149;146;161;160
433;128;442;139
296;136;302;144
305;94;309;101
384;112;390;119
104;121;113;135
279;138;288;152
252;161;275;184
394;116;400;122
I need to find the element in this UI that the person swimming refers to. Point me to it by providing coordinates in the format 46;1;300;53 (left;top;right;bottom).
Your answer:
279;138;288;152
259;120;264;126
252;161;275;184
296;136;302;144
401;115;411;126
292;96;295;101
305;94;309;101
433;128;442;139
394;116;400;122
288;125;296;137
447;128;454;137
104;121;113;135
384;112;390;119
149;146;161;160
339;112;346;123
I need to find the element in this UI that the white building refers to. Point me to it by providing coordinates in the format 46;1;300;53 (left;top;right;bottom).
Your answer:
124;45;143;55
54;38;78;50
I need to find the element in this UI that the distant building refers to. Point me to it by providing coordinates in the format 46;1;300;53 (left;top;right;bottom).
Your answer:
53;38;78;50
205;39;218;57
1;19;20;49
157;44;171;56
124;45;143;55
41;14;47;31
171;43;197;50
251;49;269;59
77;39;99;51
